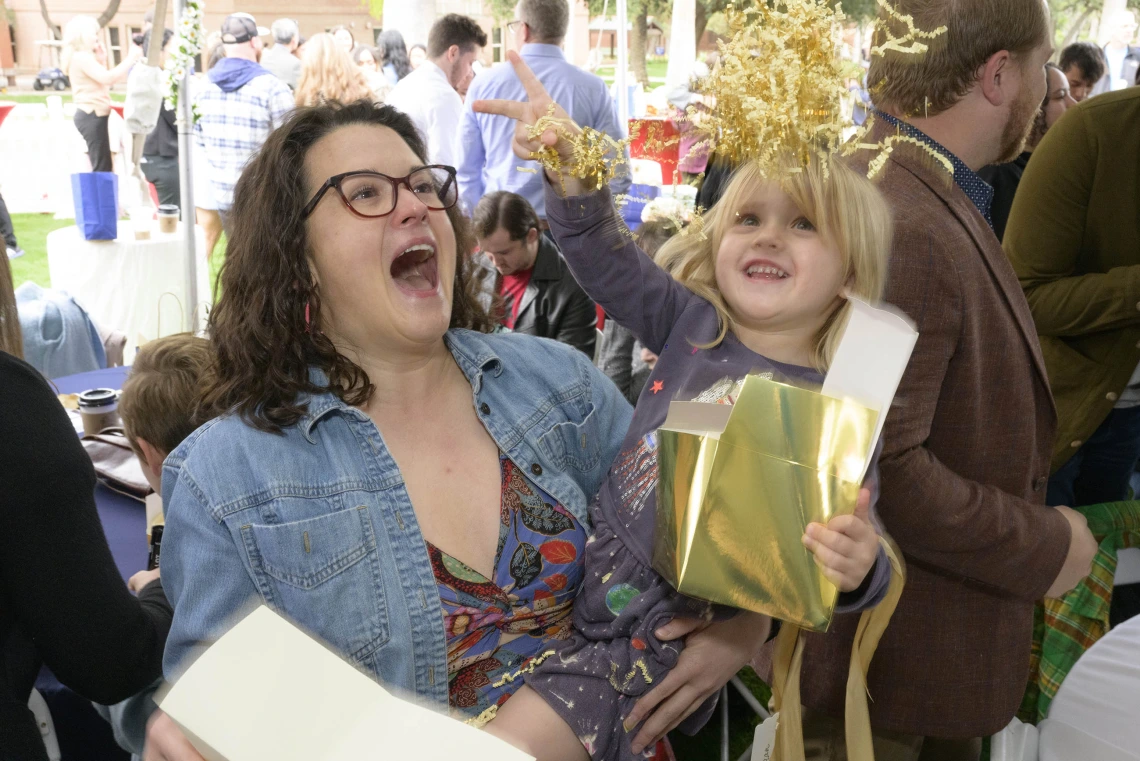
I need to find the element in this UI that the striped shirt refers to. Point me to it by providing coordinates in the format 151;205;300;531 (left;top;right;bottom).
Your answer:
194;73;294;211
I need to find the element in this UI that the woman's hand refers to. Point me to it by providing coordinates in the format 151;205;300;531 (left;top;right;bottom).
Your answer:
128;567;160;594
472;51;588;194
624;611;771;754
143;710;206;761
801;487;878;592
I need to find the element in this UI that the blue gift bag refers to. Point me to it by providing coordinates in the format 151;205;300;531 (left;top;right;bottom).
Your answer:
71;172;119;240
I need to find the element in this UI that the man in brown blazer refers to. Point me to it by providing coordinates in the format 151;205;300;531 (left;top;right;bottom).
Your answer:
767;1;1099;759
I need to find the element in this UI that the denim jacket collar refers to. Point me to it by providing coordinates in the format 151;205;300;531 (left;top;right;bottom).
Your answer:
297;330;506;438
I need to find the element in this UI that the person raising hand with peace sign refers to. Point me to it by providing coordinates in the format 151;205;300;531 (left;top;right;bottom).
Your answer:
473;51;892;761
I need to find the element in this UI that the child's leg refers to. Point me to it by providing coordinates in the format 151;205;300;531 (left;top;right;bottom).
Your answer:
484;685;590;761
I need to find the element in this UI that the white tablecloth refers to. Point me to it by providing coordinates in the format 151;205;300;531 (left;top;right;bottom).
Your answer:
47;224;211;361
1039;615;1140;760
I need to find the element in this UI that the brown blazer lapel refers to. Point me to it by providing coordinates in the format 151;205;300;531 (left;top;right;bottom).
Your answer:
880;131;1054;401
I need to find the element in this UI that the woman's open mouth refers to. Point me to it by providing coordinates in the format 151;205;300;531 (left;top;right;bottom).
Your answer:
390;243;440;296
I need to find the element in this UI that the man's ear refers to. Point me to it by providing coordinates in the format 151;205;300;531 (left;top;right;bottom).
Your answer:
526;227;540;247
979;49;1015;107
448;44;461;64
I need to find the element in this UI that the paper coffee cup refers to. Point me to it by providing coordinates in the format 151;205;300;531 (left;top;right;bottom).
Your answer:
129;206;153;240
78;388;119;436
157;204;179;234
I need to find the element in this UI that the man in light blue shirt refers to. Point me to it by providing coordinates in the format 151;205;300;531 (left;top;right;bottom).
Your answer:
459;0;631;220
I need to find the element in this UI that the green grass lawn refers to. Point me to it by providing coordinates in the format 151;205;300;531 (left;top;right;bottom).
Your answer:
8;214;72;288
598;58;669;87
8;212;225;292
0;92;125;104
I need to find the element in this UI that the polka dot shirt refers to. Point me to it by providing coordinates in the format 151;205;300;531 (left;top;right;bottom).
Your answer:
875;111;996;230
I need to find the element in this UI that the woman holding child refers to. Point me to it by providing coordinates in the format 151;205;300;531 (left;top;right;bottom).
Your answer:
152;49;894;759
148;98;802;760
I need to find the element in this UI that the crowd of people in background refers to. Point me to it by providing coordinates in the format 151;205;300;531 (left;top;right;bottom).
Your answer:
4;0;1140;760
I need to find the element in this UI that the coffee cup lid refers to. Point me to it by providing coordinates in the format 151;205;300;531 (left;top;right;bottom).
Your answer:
77;388;118;408
157;204;180;214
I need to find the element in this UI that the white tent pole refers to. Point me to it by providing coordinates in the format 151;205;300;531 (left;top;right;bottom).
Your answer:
615;0;629;133
174;0;198;335
665;0;697;89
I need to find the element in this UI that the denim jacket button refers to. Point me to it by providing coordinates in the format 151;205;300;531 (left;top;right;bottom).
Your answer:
530;463;543;476
480;403;491;415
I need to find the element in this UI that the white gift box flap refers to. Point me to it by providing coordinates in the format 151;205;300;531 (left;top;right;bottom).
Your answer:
822;297;918;478
159;606;533;761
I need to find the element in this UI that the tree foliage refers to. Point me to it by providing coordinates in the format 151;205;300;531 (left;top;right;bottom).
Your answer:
360;0;384;22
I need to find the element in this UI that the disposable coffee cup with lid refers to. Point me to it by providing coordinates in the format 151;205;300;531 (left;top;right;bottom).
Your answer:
77;388;119;436
157;204;179;234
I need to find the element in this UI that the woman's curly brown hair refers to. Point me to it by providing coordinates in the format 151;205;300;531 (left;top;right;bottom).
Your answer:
204;99;496;433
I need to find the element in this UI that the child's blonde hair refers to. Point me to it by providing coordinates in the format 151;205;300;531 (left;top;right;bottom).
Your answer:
655;154;892;371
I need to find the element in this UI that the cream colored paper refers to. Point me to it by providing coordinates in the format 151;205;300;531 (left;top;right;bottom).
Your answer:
821;298;918;478
159;606;534;761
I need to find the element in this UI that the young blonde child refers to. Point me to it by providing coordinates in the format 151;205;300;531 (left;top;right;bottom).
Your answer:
476;55;894;761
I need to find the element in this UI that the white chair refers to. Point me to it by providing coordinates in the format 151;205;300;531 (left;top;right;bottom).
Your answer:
28;688;62;761
1037;616;1140;760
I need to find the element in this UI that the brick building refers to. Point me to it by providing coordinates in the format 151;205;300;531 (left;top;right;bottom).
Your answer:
3;0;593;77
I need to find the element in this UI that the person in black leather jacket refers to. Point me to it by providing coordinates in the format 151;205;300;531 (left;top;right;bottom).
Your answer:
473;190;597;358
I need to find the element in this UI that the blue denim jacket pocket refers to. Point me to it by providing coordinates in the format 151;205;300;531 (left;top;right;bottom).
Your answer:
239;504;391;662
537;401;604;472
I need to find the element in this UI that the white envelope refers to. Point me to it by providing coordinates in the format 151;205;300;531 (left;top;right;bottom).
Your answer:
159;606;534;761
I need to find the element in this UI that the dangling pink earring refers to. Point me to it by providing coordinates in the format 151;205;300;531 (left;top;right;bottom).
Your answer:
304;302;311;333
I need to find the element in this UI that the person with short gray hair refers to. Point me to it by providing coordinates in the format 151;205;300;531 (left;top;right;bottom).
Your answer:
459;0;630;219
518;0;569;42
262;18;302;90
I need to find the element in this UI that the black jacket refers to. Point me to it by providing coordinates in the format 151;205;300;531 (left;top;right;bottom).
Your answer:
0;352;171;761
502;235;597;359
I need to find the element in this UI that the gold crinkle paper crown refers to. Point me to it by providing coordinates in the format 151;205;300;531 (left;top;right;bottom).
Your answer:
693;0;949;179
694;0;853;171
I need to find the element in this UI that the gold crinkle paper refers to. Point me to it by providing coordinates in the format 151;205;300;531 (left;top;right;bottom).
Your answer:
696;0;950;179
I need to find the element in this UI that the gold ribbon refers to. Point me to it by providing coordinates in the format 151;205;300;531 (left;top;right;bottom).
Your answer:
770;537;907;761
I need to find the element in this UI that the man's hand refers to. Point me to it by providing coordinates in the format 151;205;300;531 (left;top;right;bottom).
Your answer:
128;568;161;594
801;488;878;592
1046;505;1098;599
624;611;771;754
143;710;206;761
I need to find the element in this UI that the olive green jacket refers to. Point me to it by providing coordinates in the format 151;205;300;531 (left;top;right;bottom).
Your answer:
1005;88;1140;473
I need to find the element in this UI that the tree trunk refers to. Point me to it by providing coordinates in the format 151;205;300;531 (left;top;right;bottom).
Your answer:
694;1;708;51
631;6;650;87
96;0;122;29
384;0;436;49
38;0;60;40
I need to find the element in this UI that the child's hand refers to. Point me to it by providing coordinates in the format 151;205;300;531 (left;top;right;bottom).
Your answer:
801;487;879;592
473;51;586;190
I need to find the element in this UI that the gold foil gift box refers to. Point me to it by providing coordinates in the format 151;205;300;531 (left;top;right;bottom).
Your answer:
651;299;919;633
652;375;878;632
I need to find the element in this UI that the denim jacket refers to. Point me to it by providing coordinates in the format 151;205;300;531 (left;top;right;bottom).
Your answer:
160;329;633;708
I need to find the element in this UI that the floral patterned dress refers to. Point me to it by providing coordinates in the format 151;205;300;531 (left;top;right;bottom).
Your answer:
429;454;587;721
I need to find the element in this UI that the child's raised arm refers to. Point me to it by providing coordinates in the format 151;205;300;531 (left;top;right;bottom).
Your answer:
473;52;698;353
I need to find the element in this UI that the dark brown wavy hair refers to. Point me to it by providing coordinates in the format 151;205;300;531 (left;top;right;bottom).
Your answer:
204;99;495;433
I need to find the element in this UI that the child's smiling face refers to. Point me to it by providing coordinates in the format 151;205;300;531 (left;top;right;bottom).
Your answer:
714;180;847;340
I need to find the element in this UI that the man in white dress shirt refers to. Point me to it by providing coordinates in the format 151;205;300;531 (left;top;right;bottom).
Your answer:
385;15;487;168
1092;9;1140;95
